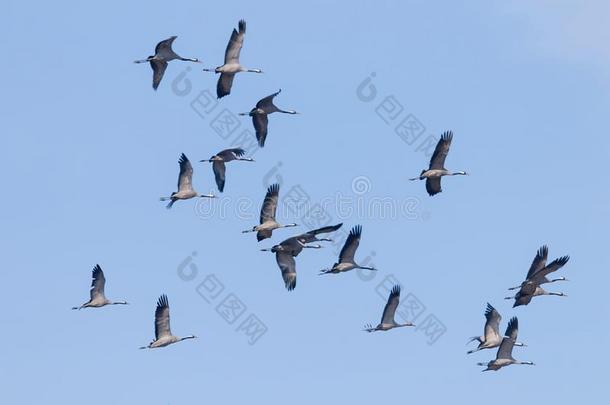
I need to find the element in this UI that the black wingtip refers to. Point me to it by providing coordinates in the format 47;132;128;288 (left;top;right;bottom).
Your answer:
267;183;280;195
238;19;246;33
350;224;362;237
179;153;189;164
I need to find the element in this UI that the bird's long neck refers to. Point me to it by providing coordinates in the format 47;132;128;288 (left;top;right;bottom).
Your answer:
112;301;128;305
278;109;297;114
451;171;467;176
180;57;199;62
281;223;298;228
180;335;196;341
548;292;565;296
358;265;377;271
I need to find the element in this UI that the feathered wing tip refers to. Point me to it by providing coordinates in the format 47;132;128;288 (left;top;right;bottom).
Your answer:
179;153;189;165
440;130;453;142
157;294;169;309
389;284;401;298
238;19;246;34
350;224;363;238
554;255;570;267
92;264;103;276
266;183;280;196
285;276;296;291
232;148;246;157
484;302;495;317
505;317;518;336
537;245;549;258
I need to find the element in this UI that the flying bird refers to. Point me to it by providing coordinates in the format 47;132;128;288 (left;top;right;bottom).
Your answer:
134;36;200;90
200;148;254;192
72;265;128;310
139;294;197;349
477;317;534;371
160;153;216;209
239;89;298;147
363;285;414;332
243;184;297;241
203;20;263;98
467;303;525;354
505;246;570;307
260;223;343;291
409;131;467;196
320;225;376;274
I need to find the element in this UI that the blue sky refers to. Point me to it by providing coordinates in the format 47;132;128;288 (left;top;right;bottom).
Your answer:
1;1;608;403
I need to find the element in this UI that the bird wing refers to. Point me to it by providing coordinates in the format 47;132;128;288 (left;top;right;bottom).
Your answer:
526;245;548;280
255;89;281;112
483;303;502;341
276;251;296;291
530;255;569;285
253;113;269;147
224;20;246;64
425;177;442;196
154;294;172;339
496;317;518;360
217;73;236;99
89;264;106;300
299;223;343;244
217;148;246;161
177;153;194;192
212;160;226;193
338;225;362;263
155;36;177;55
380;285;400;324
428;131;453;169
260;183;279;224
150;59;168;90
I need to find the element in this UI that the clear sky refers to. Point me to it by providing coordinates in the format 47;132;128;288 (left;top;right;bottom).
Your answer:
2;1;608;403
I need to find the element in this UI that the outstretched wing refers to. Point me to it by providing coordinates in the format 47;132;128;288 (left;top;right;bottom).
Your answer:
89;264;106;301
496;317;518;360
150;59;168;90
255;89;281;112
155;36;177;55
425;177;442;196
429;131;453;170
217;148;246;161
212;160;226;192
526;245;548;280
276;251;296;291
260;183;279;224
217;73;235;99
177;153;194;192
338;225;362;263
298;223;343;244
483;303;502;342
154;294;172;340
380;285;400;324
253;113;269;147
224;20;246;64
530;256;570;285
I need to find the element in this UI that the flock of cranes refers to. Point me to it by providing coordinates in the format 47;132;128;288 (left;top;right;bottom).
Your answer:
467;246;570;371
71;20;574;362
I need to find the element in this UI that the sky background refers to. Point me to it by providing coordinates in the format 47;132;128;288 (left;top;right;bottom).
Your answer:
1;1;609;403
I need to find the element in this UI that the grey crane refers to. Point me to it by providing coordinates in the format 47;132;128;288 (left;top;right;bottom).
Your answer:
242;183;297;241
260;224;342;291
203;20;262;98
200;148;254;192
409;131;467;196
508;246;569;290
467;303;525;354
160;153;216;209
505;247;570;307
319;225;377;274
238;89;298;147
363;285;414;332
139;294;196;349
134;36;200;90
72;265;128;310
477;317;534;371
